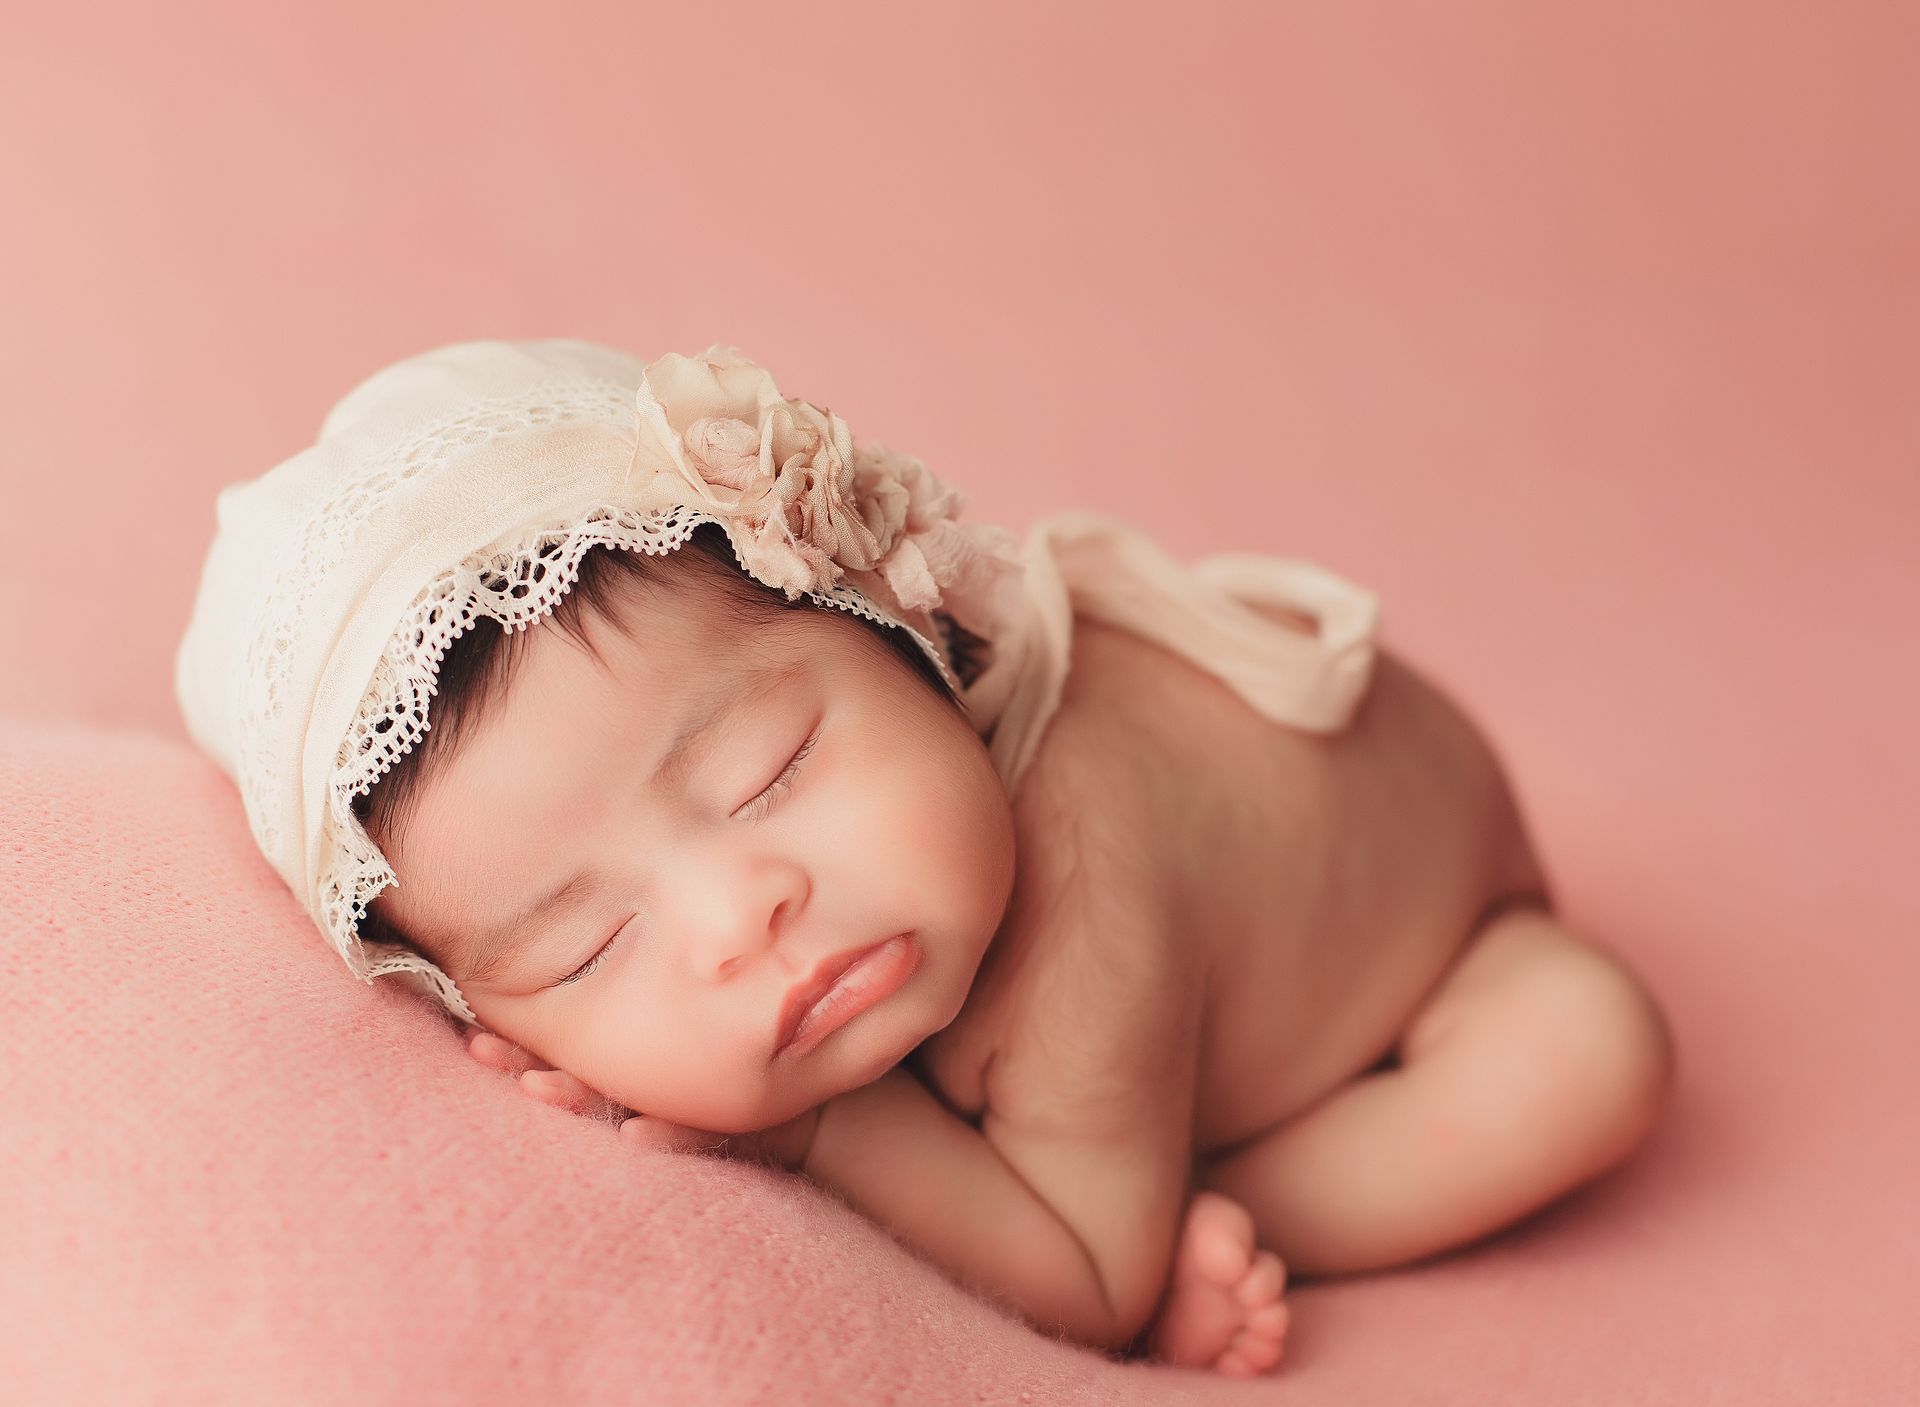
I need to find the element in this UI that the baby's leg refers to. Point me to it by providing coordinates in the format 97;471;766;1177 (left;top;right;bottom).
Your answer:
1195;897;1675;1279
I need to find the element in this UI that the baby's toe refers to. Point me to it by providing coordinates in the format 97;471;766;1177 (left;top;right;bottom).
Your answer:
1182;1190;1258;1286
1246;1300;1291;1337
1235;1249;1287;1308
1229;1322;1287;1373
1215;1347;1262;1378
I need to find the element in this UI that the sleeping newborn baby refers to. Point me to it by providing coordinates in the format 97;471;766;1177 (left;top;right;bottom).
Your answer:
363;525;1674;1377
176;340;1676;1379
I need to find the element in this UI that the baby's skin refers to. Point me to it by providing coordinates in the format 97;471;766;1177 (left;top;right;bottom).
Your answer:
377;557;1676;1376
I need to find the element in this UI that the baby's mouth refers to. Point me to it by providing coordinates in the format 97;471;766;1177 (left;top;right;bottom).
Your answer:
773;933;917;1058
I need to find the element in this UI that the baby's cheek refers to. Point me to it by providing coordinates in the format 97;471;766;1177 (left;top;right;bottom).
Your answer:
932;784;1017;920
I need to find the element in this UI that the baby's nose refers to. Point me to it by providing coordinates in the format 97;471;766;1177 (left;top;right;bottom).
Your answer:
669;853;809;975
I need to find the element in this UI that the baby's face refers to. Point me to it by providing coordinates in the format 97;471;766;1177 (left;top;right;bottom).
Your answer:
376;579;1017;1133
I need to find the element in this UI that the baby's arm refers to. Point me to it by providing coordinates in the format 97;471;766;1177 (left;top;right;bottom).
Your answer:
806;864;1201;1359
470;1033;1139;1346
803;1065;1152;1351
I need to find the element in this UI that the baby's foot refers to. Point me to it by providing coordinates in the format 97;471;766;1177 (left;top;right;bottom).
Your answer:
1145;1190;1289;1377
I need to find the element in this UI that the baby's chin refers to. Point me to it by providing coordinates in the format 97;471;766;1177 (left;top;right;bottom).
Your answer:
639;942;965;1131
640;1076;840;1136
745;1021;931;1130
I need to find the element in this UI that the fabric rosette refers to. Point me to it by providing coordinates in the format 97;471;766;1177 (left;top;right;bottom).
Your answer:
627;345;1023;658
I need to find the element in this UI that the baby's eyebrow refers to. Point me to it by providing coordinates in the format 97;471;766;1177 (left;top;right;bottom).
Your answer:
454;655;806;987
463;871;595;988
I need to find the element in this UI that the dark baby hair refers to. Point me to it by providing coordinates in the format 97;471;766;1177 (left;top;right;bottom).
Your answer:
351;520;967;965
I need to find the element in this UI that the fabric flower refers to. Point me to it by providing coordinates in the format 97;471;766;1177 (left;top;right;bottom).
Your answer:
629;345;783;518
765;397;895;572
681;415;762;491
740;505;838;596
629;346;1022;638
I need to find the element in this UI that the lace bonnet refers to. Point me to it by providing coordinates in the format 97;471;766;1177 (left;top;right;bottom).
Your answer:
173;339;1036;1027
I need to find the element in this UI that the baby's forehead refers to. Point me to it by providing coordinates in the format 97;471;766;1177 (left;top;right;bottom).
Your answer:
500;600;856;739
401;631;856;874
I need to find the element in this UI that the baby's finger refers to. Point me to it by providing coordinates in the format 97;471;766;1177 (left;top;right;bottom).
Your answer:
468;1031;536;1075
619;1115;728;1156
522;1068;620;1120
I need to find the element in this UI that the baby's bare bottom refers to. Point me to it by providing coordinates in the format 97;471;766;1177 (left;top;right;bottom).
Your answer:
1195;897;1675;1279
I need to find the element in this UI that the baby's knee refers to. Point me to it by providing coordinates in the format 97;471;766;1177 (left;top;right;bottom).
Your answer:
1520;924;1678;1159
1422;905;1677;1160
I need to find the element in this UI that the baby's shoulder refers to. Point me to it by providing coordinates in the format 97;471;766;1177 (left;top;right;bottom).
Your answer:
928;608;1325;1115
1019;610;1296;846
1053;601;1319;741
1009;624;1186;905
913;629;1194;1122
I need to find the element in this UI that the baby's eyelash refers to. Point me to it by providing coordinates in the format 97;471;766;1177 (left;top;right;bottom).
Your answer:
553;730;820;989
737;730;819;822
557;918;627;986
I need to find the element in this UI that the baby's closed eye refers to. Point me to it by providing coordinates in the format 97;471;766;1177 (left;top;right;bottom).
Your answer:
735;728;820;822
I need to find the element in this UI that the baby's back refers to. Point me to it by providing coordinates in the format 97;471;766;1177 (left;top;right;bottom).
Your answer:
913;608;1548;1158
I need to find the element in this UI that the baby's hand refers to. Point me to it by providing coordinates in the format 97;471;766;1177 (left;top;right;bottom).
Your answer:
465;1031;820;1170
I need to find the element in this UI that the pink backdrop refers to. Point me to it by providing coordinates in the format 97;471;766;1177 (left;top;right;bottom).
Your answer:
3;1;1915;1399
